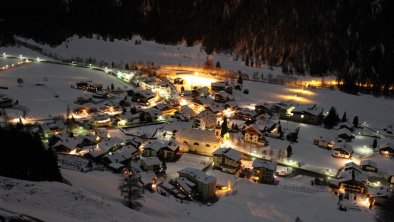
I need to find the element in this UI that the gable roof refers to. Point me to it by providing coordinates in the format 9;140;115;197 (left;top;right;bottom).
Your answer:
333;143;353;153
107;145;138;163
292;104;323;116
338;128;353;137
245;124;263;135
212;148;243;161
143;140;164;152
141;157;161;166
360;159;377;168
178;167;217;184
166;140;180;151
252;159;277;170
97;137;123;152
344;162;363;173
338;168;367;183
380;143;393;149
53;137;81;150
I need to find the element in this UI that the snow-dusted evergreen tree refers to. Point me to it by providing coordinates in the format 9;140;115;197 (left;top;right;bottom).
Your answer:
118;173;143;210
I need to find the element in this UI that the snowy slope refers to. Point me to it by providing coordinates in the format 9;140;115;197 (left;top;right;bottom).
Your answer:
0;176;155;222
0;168;378;222
15;36;306;80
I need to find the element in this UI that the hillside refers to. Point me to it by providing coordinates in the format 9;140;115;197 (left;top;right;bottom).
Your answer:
1;0;393;91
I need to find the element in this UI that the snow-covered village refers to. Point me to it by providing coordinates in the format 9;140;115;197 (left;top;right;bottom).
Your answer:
1;1;394;222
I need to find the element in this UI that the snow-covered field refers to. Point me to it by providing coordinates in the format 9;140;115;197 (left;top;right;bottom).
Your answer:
17;36;284;77
0;60;130;119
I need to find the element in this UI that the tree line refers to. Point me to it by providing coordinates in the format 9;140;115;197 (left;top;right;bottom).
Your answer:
0;0;393;94
0;125;62;182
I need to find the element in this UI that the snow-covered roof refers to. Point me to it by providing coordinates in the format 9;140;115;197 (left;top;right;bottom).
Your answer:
179;177;198;191
140;172;157;185
244;124;263;135
97;137;123;151
255;119;277;130
360;160;377;168
338;168;367;183
107;145;138;163
333;143;353;153
178;167;217;185
196;109;215;118
252;159;277;171
292;104;323;116
166;140;179;151
340;122;353;129
212;148;243;161
337;128;353;137
176;128;218;143
208;103;225;113
89;149;107;158
53;137;81;150
143;140;164;152
144;108;160;117
141;157;161;167
380;143;393;149
108;163;124;170
344;162;362;173
82;134;97;143
194;97;214;106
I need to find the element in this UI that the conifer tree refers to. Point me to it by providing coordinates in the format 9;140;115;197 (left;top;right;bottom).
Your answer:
353;116;359;128
324;107;337;129
221;116;229;138
118;173;143;210
287;145;293;158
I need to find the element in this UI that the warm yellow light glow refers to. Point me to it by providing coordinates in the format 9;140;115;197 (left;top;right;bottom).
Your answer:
118;119;127;126
223;108;235;118
277;94;313;103
180;99;189;106
177;74;217;89
286;88;316;96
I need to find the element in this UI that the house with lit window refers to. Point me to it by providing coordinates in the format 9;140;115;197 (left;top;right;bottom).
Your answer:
251;159;277;184
104;145;139;164
88;137;123;158
379;143;394;157
360;160;378;172
332;143;353;159
140;157;162;172
212;148;243;174
142;139;180;161
177;167;217;201
337;168;367;193
52;137;81;153
337;128;354;142
282;104;324;125
75;81;102;92
193;109;217;130
175;128;220;156
313;136;335;149
339;122;354;132
244;124;264;144
92;114;112;127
